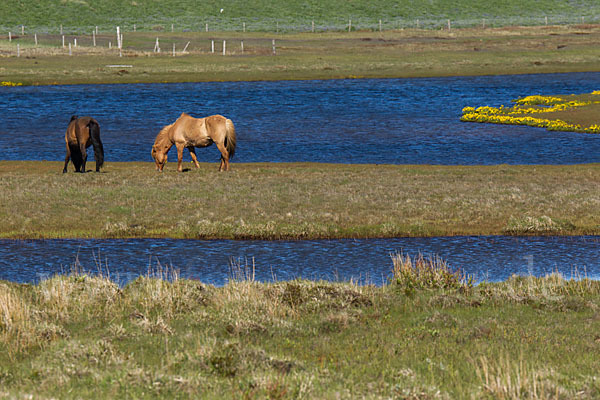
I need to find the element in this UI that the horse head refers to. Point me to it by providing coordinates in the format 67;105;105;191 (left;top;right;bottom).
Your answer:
151;144;168;171
152;123;174;171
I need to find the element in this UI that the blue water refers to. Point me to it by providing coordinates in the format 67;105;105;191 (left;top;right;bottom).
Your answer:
1;236;599;286
1;72;600;165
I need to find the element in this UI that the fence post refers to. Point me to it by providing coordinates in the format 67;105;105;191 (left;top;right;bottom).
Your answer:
348;19;351;32
93;30;96;46
134;24;136;32
171;24;174;32
545;16;548;25
8;32;11;42
182;41;190;53
172;43;175;56
241;40;244;53
482;19;486;29
211;39;214;53
17;44;20;57
272;39;276;55
68;42;72;56
74;38;77;47
222;40;226;55
21;25;24;35
243;22;246;32
205;23;208;32
60;24;63;35
447;19;451;30
62;35;65;48
95;26;98;35
312;20;314;32
379;19;382;32
34;33;38;45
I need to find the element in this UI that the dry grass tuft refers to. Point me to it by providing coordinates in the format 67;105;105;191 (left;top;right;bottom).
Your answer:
475;355;571;399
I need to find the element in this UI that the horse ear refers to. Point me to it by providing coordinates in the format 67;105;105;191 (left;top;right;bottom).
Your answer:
70;115;78;122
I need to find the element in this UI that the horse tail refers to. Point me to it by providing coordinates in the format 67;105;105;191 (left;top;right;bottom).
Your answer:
88;119;104;170
225;118;236;160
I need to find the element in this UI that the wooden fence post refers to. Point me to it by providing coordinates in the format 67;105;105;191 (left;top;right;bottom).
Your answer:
241;40;244;53
312;20;315;32
243;22;246;32
93;30;96;46
62;35;65;48
222;40;226;55
8;32;11;42
272;39;276;55
21;25;24;35
182;41;190;53
348;19;351;32
17;44;20;57
206;23;208;32
211;39;214;53
68;42;72;56
172;43;175;56
34;33;38;45
379;19;382;32
74;38;77;47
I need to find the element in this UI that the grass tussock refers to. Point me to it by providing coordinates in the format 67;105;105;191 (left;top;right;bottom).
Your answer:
0;255;599;398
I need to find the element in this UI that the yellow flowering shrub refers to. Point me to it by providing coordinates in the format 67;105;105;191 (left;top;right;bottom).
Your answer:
461;93;600;134
0;81;22;87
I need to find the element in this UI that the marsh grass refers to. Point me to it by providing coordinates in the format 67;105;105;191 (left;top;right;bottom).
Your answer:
1;162;599;239
1;253;599;398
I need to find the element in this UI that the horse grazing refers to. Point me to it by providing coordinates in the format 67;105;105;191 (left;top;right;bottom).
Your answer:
63;116;104;173
151;113;236;172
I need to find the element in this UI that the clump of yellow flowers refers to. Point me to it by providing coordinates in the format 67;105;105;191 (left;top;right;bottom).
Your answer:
0;81;23;87
461;92;600;134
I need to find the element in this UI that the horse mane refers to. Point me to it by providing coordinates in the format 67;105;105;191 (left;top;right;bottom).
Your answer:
154;124;173;148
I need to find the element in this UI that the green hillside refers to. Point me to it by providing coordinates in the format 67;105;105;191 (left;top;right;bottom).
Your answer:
1;0;599;32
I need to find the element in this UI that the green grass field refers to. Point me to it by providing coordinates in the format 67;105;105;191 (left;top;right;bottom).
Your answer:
1;0;600;32
1;257;599;399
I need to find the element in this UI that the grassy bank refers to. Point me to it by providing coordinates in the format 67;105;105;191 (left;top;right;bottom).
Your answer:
1;161;600;239
1;255;599;399
462;91;600;134
2;25;600;85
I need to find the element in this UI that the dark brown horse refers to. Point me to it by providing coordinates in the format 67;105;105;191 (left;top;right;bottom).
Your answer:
151;113;236;172
63;116;104;173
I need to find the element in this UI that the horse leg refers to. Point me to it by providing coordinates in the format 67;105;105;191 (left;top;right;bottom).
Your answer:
79;143;88;173
216;142;229;171
63;144;71;173
176;143;185;172
188;146;200;169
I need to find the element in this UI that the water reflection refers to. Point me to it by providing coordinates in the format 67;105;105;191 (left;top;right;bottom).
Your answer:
1;236;599;285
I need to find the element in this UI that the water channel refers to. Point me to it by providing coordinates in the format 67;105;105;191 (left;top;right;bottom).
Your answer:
1;236;599;286
1;73;599;285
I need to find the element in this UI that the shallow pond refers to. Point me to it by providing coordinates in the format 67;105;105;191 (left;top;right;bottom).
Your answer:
1;72;600;165
1;236;599;286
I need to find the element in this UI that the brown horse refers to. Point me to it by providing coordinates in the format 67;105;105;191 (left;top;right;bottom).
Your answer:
63;116;104;173
151;113;236;172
